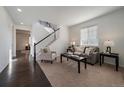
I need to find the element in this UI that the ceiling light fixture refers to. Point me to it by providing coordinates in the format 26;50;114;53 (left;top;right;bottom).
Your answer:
20;22;23;25
17;8;22;12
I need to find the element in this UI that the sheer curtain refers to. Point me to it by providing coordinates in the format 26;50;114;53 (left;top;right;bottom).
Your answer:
80;25;98;46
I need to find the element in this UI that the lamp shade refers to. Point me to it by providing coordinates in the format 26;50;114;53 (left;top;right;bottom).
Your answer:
72;41;75;45
104;40;114;47
70;41;76;45
25;44;29;46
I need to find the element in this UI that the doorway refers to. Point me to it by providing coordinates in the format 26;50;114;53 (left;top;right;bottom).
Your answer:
16;29;30;58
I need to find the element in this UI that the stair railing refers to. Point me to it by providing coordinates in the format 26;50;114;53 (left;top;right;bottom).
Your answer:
34;28;60;63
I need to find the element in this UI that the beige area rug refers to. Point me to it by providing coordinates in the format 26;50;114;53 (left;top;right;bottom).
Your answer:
38;58;124;87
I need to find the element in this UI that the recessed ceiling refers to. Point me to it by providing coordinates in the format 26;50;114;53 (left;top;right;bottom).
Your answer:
5;6;122;26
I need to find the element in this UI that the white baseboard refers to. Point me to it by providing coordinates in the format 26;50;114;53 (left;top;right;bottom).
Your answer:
105;61;124;68
0;63;9;73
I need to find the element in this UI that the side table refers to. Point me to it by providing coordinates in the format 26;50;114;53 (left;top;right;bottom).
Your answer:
100;52;119;71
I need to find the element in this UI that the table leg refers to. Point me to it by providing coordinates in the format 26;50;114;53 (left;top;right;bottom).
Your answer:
60;55;62;63
67;58;69;61
102;55;104;64
84;58;87;69
100;54;102;66
116;57;119;71
78;61;80;73
51;61;53;64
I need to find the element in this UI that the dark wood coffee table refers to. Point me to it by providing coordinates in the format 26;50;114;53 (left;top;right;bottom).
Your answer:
60;53;87;73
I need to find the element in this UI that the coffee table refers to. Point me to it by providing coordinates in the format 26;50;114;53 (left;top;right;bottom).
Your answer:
60;53;87;73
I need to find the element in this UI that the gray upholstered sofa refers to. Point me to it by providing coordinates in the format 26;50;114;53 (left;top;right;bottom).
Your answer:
67;45;99;65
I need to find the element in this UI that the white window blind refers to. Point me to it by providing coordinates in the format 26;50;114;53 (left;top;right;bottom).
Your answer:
80;25;98;46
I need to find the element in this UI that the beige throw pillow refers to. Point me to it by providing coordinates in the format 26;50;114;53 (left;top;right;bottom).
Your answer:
81;46;85;53
75;46;83;52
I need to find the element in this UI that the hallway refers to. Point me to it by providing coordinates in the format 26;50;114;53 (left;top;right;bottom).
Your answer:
0;52;51;87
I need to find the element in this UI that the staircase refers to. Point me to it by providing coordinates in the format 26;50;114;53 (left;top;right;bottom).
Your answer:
33;20;60;63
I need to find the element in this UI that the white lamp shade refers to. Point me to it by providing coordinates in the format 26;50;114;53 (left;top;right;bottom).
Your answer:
104;40;114;46
25;44;29;46
72;41;76;45
70;41;76;45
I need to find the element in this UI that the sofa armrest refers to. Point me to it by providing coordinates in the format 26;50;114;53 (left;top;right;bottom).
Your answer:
89;52;99;63
90;52;98;55
89;52;99;58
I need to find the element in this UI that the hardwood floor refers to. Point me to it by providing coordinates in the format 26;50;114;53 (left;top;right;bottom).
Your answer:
0;51;51;87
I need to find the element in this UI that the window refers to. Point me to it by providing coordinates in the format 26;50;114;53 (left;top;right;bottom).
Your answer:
80;25;98;46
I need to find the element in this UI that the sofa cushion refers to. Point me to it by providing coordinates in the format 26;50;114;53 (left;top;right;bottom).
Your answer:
74;46;85;53
81;46;85;52
74;51;82;55
74;46;82;52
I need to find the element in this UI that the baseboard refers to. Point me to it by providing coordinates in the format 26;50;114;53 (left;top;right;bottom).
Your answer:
0;63;9;74
105;61;124;68
12;56;16;59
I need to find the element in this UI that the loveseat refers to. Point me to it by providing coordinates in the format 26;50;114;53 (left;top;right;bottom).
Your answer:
67;45;99;65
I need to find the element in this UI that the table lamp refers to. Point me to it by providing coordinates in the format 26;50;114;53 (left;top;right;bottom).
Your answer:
104;40;114;53
72;41;75;46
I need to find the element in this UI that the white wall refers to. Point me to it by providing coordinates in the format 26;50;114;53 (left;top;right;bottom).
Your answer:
0;7;13;72
50;26;69;56
31;22;50;56
31;22;69;58
69;7;124;67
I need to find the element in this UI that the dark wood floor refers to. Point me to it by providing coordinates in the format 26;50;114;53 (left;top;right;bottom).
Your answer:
0;51;52;87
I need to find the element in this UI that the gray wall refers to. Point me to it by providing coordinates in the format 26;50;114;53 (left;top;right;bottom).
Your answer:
0;7;13;72
69;7;124;67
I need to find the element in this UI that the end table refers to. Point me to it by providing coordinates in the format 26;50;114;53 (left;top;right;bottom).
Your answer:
100;52;119;71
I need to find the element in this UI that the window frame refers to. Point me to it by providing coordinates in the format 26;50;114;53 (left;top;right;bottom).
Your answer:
80;25;99;46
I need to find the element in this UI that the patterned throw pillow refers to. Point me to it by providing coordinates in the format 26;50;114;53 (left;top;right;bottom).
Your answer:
43;48;48;53
85;47;94;55
89;47;95;54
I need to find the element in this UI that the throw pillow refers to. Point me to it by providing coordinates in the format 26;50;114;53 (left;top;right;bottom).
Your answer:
80;46;85;53
75;46;83;52
85;48;90;55
85;47;93;55
43;48;48;53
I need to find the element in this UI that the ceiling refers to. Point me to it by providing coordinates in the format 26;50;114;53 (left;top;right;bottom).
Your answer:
5;6;122;26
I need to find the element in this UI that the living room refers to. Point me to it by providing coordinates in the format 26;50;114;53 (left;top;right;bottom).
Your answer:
1;1;124;91
33;6;124;86
41;7;124;86
69;6;124;67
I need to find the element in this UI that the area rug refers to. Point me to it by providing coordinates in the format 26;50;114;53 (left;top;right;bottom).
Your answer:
38;57;124;87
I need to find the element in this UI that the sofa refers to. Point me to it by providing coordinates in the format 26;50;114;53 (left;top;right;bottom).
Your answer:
67;45;99;65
